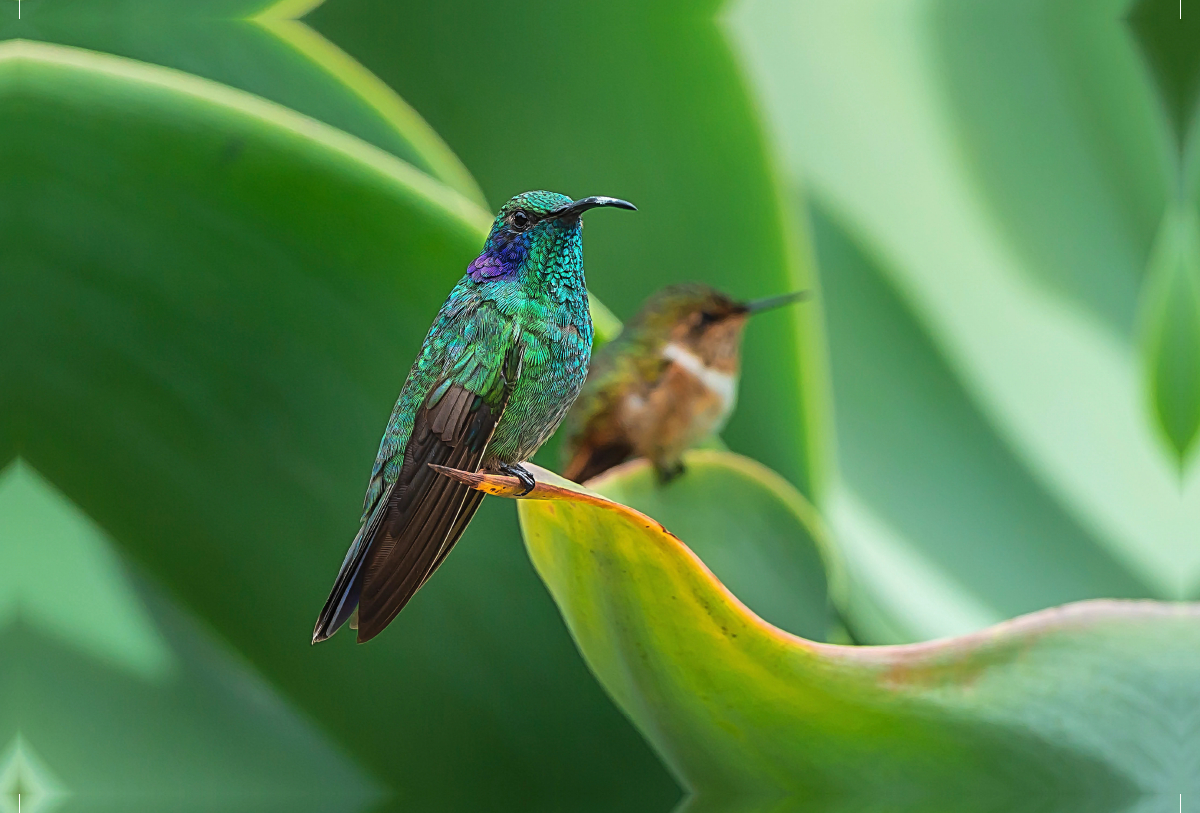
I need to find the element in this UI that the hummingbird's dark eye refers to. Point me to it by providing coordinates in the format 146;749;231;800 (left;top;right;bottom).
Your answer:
510;210;532;232
698;310;719;326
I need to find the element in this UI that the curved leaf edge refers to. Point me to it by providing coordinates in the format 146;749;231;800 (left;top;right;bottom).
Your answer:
1138;203;1200;467
5;38;627;422
506;461;1199;799
722;19;835;504
252;0;488;207
586;449;849;617
9;39;630;345
2;38;494;238
463;462;1194;663
499;467;1190;666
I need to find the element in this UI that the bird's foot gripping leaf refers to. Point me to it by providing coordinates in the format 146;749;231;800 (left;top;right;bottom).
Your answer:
429;462;601;503
655;461;686;484
496;463;537;496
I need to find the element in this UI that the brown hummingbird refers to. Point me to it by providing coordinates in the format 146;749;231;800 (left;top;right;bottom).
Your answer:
560;283;808;484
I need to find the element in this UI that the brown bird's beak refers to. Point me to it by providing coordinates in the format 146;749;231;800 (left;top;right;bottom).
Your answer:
551;196;637;219
742;290;811;315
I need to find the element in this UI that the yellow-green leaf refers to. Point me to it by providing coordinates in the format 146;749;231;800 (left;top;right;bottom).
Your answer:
587;451;838;641
517;465;1196;808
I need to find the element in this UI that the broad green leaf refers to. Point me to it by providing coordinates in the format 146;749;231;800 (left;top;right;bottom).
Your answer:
1129;0;1200;149
305;0;831;500
0;465;378;812
1;0;484;204
1;41;675;811
810;205;1151;643
1;612;380;813
933;0;1167;338
587;451;837;642
0;461;171;679
1142;205;1200;461
731;0;1200;620
515;466;1197;810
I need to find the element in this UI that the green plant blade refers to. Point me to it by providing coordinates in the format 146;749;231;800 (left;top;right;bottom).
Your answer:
0;465;379;812
516;466;1197;810
2;607;380;813
11;0;274;18
1129;0;1200;150
812;203;1151;643
933;0;1168;337
587;451;837;642
305;0;831;501
1143;205;1200;461
0;462;172;679
1;0;485;205
1;41;674;811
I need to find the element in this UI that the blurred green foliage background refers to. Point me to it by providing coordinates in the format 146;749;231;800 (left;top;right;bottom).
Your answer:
1;0;1197;811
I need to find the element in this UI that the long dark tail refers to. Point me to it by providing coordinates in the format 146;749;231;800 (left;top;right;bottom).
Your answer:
312;496;387;643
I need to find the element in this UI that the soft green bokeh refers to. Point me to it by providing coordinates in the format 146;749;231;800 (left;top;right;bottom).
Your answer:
810;204;1151;642
731;0;1200;641
0;462;171;678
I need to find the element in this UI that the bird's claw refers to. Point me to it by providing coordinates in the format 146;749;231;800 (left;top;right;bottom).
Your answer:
498;463;537;496
656;462;686;484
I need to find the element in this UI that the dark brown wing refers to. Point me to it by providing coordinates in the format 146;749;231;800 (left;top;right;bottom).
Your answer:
420;488;485;591
354;375;513;643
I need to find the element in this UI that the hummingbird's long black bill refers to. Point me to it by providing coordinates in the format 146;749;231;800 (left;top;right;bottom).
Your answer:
744;290;810;315
552;196;637;219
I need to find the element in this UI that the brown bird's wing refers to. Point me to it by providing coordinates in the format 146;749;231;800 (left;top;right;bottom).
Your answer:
343;344;519;643
420;488;485;591
350;380;509;643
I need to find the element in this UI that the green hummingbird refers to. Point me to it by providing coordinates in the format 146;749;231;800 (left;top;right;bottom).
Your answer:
313;190;635;644
560;283;807;484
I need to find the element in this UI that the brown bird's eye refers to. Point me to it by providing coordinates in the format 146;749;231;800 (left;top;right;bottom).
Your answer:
510;210;531;231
